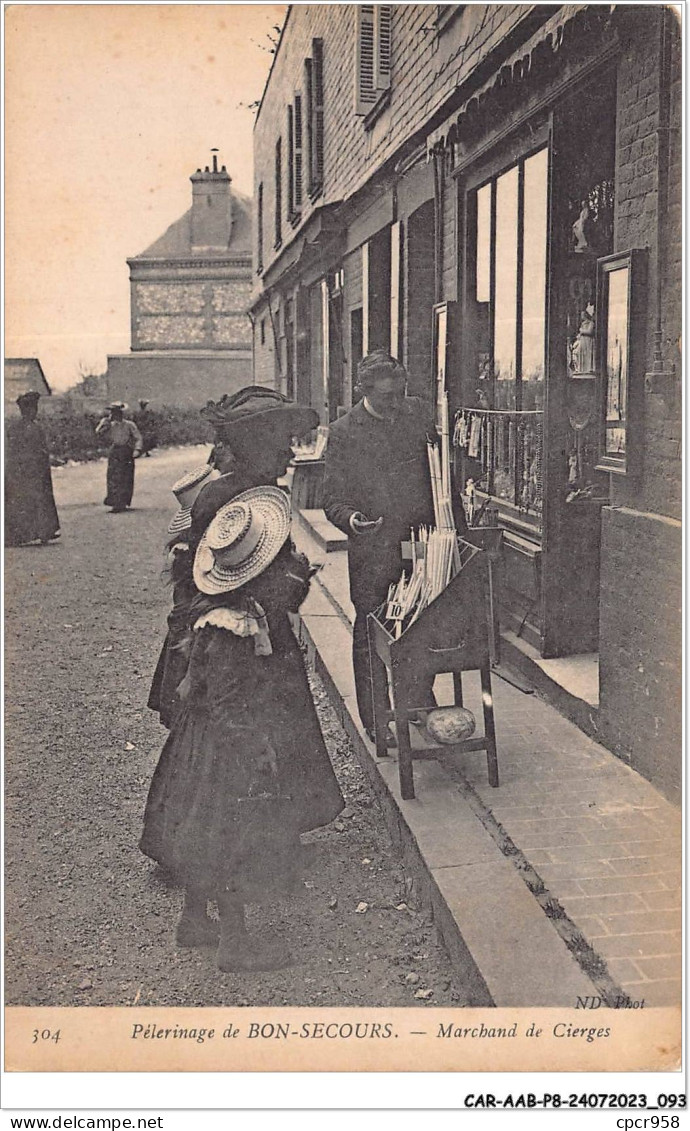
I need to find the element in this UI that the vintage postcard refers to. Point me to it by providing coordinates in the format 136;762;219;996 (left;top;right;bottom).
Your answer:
3;0;682;1107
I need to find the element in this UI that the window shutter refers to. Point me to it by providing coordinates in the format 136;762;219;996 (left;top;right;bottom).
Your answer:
355;6;377;115
375;5;392;91
294;94;303;209
311;39;324;193
305;58;314;195
274;138;282;248
257;183;263;272
286;106;294;219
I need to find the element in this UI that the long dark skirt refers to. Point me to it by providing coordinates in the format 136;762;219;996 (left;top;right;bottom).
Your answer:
141;621;344;899
5;420;60;546
105;445;135;509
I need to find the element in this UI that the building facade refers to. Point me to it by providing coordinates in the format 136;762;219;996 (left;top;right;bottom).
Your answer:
252;4;682;801
107;154;253;407
4;358;52;415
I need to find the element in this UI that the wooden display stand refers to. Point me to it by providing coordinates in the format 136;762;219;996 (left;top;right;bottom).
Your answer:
367;539;500;801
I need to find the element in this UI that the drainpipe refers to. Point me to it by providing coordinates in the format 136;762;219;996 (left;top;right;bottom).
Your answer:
432;144;445;304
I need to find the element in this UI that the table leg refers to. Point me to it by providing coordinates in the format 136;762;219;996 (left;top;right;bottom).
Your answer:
480;665;499;787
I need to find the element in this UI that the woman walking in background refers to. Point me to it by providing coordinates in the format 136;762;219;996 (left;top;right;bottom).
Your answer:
95;402;143;513
5;390;60;547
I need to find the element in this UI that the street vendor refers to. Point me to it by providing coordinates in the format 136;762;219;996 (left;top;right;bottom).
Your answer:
323;351;468;743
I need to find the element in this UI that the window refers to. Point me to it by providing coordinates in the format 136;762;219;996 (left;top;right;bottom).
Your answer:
471;146;549;412
464;145;549;517
274;139;282;249
260;318;266;346
355;5;392;116
257;182;263;273
287;106;295;219
305;40;324;199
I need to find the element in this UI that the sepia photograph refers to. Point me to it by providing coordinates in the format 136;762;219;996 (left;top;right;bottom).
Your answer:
3;0;682;1101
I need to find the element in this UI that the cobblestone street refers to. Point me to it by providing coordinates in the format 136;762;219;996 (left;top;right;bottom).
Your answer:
4;448;480;1008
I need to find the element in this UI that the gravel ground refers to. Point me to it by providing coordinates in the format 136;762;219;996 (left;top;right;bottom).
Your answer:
5;447;472;1007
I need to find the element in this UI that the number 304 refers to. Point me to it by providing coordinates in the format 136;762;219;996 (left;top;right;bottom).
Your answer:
32;1029;61;1044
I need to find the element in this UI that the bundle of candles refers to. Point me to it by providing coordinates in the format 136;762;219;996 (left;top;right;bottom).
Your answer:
382;416;461;637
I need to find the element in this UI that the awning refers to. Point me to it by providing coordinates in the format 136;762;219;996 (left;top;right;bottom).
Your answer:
426;4;615;154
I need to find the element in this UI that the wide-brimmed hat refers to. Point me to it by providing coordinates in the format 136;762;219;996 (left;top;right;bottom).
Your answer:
167;464;220;537
108;401;128;412
201;386;318;441
193;486;291;595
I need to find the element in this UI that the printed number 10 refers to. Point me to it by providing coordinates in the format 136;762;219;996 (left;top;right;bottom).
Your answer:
32;1029;61;1044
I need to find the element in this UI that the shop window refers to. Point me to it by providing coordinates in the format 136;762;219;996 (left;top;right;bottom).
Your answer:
462;145;549;517
355;6;392;117
274;139;282;249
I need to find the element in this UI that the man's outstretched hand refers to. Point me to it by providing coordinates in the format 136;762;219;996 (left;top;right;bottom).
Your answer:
350;513;384;534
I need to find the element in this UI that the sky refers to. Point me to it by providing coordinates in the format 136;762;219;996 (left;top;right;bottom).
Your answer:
5;2;287;390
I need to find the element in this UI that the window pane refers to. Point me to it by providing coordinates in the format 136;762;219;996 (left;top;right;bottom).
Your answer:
605;266;629;457
494;165;518;407
476;184;491;303
521;148;548;408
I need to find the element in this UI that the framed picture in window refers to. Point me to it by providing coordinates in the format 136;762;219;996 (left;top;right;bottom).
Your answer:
595;248;647;476
432;301;458;405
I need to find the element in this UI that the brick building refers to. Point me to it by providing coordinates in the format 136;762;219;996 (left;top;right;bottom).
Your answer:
107;153;253;407
252;5;682;801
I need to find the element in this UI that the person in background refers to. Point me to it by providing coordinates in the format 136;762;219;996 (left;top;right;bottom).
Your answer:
5;390;60;547
134;399;158;457
95;402;143;513
323;350;468;744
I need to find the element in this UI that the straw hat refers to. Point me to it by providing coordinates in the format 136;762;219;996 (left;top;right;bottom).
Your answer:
108;401;129;412
167;464;220;537
193;486;291;595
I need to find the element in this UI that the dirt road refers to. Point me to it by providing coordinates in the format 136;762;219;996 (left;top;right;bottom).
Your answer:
5;448;473;1007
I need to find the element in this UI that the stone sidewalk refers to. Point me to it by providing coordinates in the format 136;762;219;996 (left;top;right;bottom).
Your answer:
293;513;682;1009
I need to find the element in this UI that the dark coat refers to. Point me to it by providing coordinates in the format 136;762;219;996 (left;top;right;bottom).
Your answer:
5;418;60;546
323;397;465;611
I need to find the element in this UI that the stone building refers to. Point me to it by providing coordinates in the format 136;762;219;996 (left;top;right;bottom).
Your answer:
252;4;682;801
107;153;253;407
4;358;51;415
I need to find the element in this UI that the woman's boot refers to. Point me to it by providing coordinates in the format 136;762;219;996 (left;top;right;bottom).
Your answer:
217;892;290;973
176;887;220;948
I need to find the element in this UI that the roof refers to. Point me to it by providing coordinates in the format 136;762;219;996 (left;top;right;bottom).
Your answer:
133;189;253;260
4;358;52;399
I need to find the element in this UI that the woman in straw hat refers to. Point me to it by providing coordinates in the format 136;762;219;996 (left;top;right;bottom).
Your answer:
95;402;143;512
140;388;344;972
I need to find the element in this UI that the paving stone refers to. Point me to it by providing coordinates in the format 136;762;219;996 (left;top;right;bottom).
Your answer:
615;980;682;1007
640;889;682;911
595;933;681;959
598;910;681;936
577;875;666;897
634;955;682;980
610;856;675;876
561;893;648;917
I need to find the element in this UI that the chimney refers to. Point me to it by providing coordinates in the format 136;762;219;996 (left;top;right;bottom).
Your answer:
190;149;232;254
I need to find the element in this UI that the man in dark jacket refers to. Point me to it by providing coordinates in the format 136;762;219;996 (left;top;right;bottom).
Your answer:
323;351;467;742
